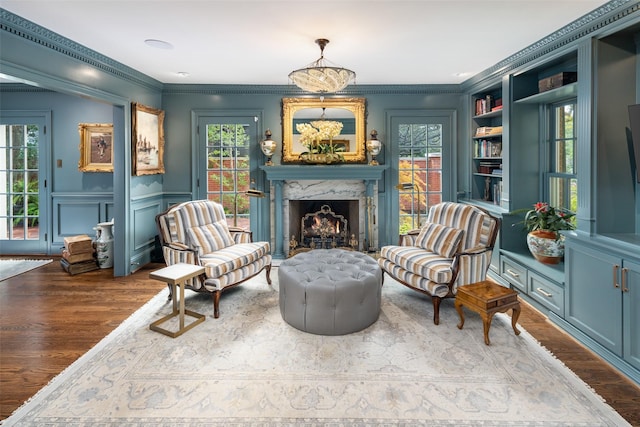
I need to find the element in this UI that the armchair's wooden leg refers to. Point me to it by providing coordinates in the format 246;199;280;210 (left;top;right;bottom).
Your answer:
432;296;441;325
265;264;272;285
212;290;221;318
166;283;173;301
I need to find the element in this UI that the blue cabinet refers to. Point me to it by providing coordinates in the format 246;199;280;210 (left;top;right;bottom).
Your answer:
565;237;640;378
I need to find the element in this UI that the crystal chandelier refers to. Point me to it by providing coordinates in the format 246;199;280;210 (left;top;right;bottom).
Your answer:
288;39;356;93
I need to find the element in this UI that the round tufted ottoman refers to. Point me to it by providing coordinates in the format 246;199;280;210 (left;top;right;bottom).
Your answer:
278;248;382;335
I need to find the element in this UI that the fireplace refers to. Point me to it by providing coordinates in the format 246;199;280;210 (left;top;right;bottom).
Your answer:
289;200;359;253
260;165;387;259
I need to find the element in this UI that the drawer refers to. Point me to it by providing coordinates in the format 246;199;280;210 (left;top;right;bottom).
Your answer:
528;271;564;316
500;256;527;292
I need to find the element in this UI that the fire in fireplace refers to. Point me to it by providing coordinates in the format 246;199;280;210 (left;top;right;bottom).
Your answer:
288;200;359;256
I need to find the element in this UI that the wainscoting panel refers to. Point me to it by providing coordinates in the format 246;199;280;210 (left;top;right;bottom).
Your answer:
52;194;113;250
130;195;166;272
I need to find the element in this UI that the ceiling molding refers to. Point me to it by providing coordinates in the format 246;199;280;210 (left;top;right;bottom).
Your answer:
0;8;162;91
161;84;463;96
2;1;638;93
461;0;639;91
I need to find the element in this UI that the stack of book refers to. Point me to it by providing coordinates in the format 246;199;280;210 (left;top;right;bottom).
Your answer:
60;234;98;275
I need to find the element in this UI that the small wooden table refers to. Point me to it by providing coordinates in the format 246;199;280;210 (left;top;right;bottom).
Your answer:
149;263;206;338
455;280;521;345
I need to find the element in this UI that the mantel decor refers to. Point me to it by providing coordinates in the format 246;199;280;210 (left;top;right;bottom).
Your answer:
78;123;113;172
131;102;165;176
281;97;366;164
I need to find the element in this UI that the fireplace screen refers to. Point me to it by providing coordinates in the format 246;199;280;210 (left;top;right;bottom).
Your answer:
289;203;359;255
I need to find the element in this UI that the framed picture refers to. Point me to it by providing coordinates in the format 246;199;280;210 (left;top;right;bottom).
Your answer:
132;102;165;176
78;123;113;172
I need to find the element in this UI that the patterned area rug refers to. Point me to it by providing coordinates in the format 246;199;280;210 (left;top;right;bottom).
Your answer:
0;258;52;281
4;271;629;426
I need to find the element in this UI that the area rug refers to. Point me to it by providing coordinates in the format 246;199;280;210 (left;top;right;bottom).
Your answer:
0;258;52;281
3;272;629;426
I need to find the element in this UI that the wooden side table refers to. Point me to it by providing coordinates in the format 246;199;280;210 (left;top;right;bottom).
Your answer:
149;263;206;338
455;280;521;345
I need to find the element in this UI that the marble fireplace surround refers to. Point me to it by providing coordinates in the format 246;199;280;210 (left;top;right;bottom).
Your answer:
260;165;387;258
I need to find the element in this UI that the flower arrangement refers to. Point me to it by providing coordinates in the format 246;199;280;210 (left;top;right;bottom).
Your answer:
520;202;576;234
296;120;344;156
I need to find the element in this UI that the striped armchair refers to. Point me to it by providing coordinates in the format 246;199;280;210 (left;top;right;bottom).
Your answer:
155;200;272;318
378;202;499;325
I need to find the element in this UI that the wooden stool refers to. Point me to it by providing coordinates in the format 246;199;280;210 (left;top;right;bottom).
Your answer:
455;280;521;345
149;263;206;338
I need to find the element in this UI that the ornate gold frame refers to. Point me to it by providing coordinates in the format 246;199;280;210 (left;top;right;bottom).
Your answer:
132;102;165;176
281;97;366;163
78;123;113;172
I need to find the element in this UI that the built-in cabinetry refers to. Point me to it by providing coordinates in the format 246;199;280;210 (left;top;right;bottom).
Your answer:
562;236;640;382
470;89;503;207
468;30;640;387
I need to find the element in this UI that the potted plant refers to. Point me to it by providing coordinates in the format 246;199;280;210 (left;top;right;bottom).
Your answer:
517;202;576;264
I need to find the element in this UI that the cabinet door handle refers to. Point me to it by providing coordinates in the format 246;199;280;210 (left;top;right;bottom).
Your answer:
536;287;553;298
613;264;620;288
506;269;520;278
622;268;629;292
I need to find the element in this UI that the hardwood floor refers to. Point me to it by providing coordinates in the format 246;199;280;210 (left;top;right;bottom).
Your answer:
1;257;639;424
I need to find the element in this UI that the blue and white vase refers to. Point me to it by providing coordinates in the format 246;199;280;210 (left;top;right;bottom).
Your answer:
96;221;114;269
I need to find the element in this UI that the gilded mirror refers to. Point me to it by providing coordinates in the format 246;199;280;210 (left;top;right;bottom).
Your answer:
281;97;366;163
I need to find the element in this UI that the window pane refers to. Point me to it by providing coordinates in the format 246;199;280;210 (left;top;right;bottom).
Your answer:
397;123;443;234
205;122;252;228
548;100;577;212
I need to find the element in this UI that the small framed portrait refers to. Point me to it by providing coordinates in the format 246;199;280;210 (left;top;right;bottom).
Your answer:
78;123;113;172
132;102;165;176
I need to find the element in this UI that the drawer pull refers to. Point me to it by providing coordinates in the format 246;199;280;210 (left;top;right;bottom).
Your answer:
536;287;553;298
506;269;520;278
613;264;620;288
622;268;629;293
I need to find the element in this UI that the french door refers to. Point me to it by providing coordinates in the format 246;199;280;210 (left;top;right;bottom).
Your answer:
196;115;258;229
0;112;50;254
389;111;453;236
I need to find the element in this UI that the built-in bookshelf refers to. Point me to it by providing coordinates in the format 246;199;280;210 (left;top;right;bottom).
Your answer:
470;90;503;206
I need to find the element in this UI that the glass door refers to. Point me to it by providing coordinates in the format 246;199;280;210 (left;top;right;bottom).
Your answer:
0;113;49;253
197;116;257;229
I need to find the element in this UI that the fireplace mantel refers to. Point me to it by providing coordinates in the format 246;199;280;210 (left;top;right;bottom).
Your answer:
260;164;387;181
260;164;388;258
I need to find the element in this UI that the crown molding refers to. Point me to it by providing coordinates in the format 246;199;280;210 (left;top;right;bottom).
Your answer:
161;83;463;96
2;1;638;94
0;8;162;91
461;0;639;91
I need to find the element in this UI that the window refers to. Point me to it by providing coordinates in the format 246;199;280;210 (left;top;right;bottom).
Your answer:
397;123;443;233
0;112;49;254
545;100;577;212
204;122;252;228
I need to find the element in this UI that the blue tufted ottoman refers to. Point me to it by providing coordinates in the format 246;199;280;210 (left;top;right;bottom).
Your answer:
278;249;382;335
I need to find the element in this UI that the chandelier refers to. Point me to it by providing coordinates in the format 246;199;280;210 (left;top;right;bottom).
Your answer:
288;38;356;93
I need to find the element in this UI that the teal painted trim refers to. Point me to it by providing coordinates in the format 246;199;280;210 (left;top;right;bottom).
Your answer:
163;84;463;96
461;0;640;91
0;8;162;91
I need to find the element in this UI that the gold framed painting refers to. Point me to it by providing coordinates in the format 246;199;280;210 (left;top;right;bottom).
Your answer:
132;102;165;176
78;123;114;172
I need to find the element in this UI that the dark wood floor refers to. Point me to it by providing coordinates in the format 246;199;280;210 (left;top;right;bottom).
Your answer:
1;257;639;424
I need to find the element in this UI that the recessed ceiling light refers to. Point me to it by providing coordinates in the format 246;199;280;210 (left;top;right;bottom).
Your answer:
144;39;173;50
176;72;190;78
454;72;471;77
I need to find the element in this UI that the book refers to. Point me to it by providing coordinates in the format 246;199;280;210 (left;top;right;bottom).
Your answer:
62;248;96;264
60;258;99;275
63;235;93;254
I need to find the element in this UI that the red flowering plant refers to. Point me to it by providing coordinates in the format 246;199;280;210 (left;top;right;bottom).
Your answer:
520;202;576;236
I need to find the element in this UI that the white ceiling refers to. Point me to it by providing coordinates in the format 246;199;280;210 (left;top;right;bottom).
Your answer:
1;0;609;85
